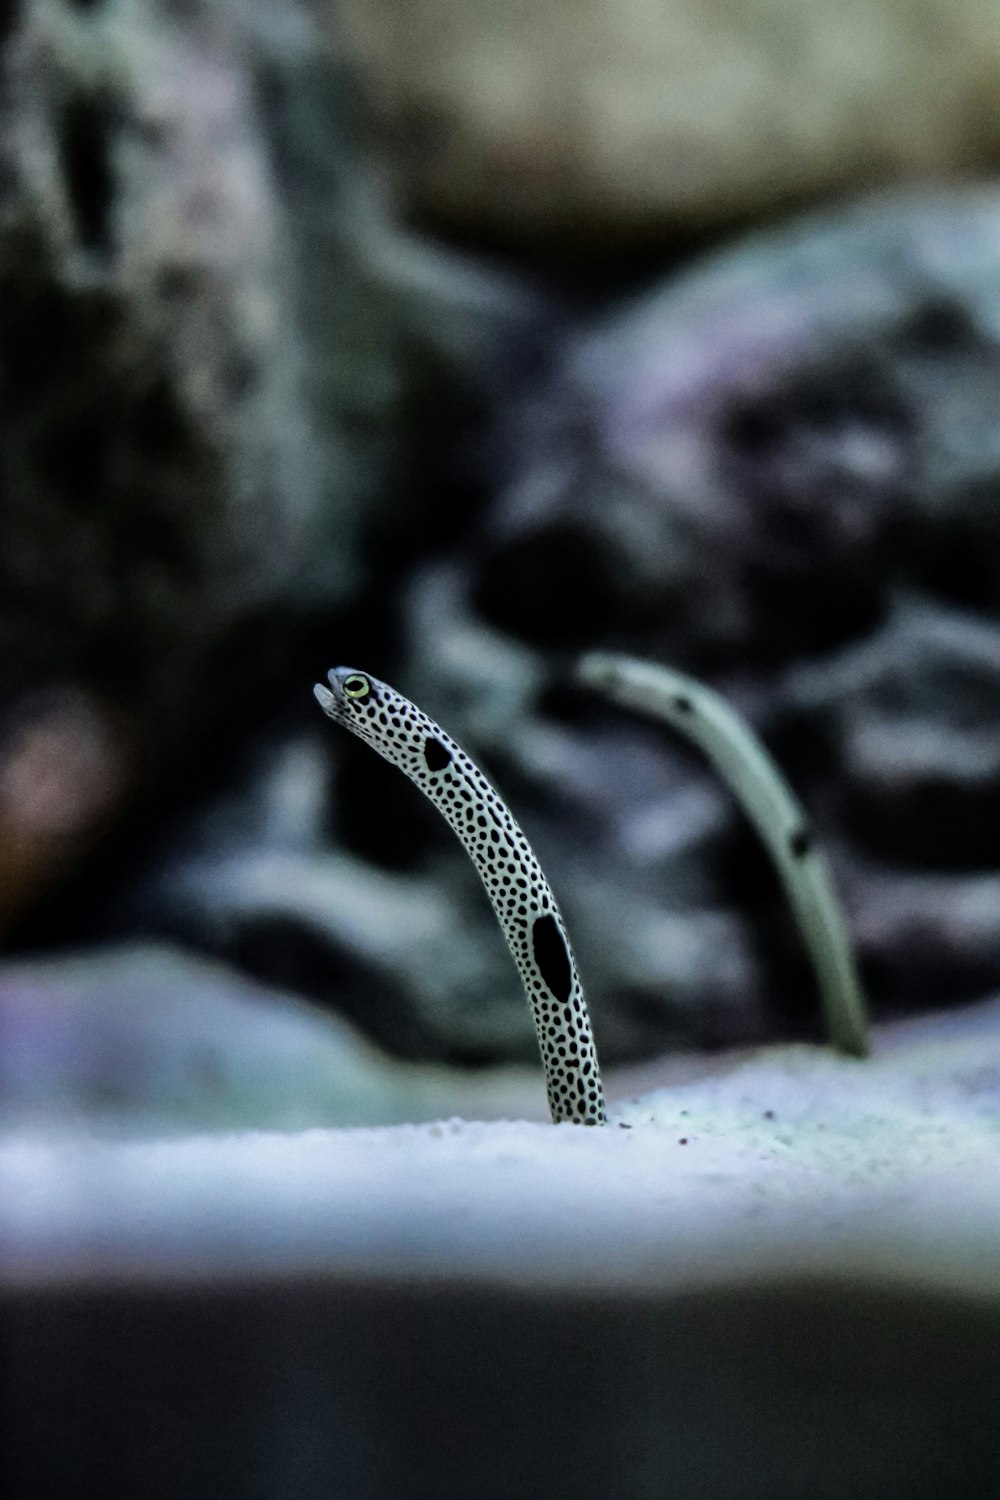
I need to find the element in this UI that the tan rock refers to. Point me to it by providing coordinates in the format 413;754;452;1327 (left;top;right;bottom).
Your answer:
335;0;1000;247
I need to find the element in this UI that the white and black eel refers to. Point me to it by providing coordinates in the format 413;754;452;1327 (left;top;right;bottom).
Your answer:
580;652;870;1059
314;667;607;1125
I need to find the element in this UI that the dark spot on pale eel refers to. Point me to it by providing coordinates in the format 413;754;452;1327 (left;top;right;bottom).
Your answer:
532;913;572;1004
789;825;813;859
424;736;452;772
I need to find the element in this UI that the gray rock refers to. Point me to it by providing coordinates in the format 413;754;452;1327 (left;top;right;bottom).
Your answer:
474;189;1000;661
846;860;1000;1009
0;941;549;1130
782;600;1000;869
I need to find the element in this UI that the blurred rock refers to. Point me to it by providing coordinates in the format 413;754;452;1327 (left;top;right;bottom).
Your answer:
475;189;1000;664
0;0;324;733
782;601;1000;870
847;861;1000;1011
0;687;132;933
334;0;1000;250
0;0;541;916
0;942;550;1130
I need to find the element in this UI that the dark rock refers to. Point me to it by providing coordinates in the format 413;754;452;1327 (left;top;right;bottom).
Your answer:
0;0;539;919
847;861;1000;1010
0;0;327;718
782;602;1000;870
475;190;1000;665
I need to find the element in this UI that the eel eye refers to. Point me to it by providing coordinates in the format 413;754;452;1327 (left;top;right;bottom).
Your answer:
343;673;372;701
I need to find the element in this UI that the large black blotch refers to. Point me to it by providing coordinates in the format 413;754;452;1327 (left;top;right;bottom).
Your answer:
424;736;451;772
788;824;813;860
532;913;572;1003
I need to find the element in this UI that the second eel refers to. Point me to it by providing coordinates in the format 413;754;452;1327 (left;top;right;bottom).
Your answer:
580;652;869;1058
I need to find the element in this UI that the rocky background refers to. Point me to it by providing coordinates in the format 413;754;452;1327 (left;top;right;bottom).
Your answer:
4;0;1000;1126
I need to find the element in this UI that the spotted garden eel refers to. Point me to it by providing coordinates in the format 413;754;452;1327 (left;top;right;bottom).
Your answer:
314;667;606;1124
580;652;869;1059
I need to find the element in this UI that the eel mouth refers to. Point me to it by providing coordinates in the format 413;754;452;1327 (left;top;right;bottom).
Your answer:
314;666;373;730
313;666;348;719
312;681;338;715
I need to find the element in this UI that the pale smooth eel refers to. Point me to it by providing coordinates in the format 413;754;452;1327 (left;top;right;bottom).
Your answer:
580;651;869;1058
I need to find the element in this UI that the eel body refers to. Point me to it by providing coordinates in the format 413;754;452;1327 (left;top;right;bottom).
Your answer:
315;667;606;1124
580;652;869;1058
